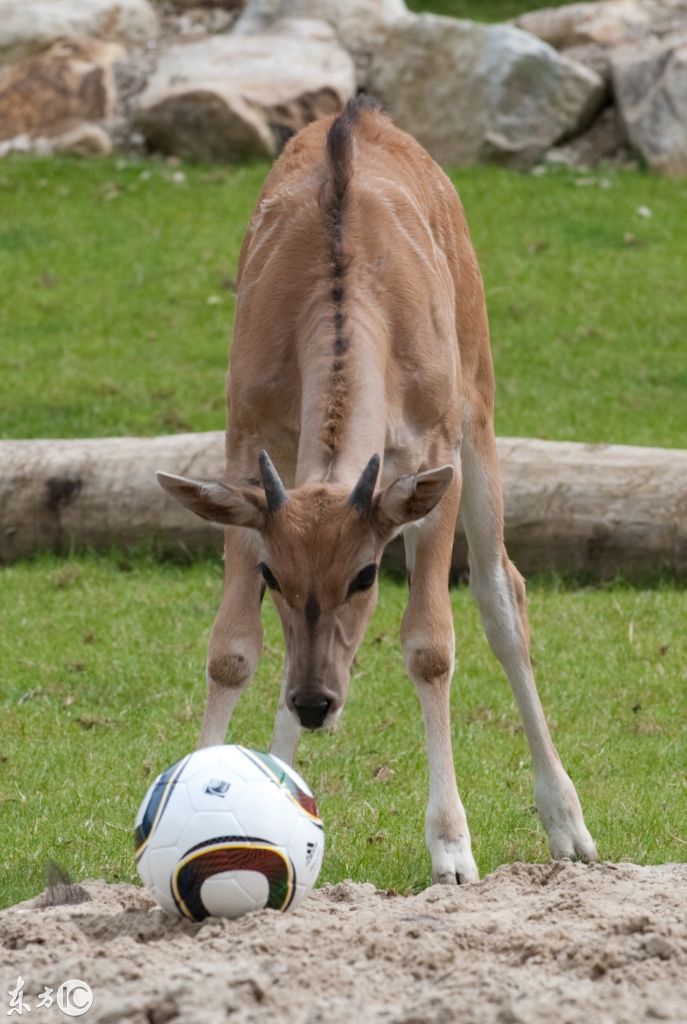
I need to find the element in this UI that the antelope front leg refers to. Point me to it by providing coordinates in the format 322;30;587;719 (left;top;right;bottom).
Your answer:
199;527;264;748
402;484;479;885
270;671;301;766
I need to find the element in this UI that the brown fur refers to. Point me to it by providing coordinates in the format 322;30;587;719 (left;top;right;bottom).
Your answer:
225;98;490;486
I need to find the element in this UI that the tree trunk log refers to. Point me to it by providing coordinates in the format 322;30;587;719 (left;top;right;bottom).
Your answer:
1;433;685;578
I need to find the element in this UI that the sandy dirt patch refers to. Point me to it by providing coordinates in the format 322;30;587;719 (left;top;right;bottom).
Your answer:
2;861;686;1024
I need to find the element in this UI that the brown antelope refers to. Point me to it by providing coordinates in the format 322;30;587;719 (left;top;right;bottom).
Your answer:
158;97;597;883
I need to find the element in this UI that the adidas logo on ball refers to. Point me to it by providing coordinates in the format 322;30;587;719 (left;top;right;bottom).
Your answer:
204;779;230;797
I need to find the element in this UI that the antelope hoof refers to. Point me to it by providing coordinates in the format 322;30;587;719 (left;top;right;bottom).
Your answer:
536;773;598;864
430;838;480;886
549;823;598;864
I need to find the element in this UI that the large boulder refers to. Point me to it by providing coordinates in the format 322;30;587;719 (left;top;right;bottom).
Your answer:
0;38;122;146
513;0;687;83
233;0;410;81
612;35;687;174
0;0;158;65
365;14;605;169
136;27;355;160
513;1;652;49
515;0;687;48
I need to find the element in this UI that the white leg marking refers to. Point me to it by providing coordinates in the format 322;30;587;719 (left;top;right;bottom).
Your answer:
198;678;243;748
402;520;423;576
270;675;301;766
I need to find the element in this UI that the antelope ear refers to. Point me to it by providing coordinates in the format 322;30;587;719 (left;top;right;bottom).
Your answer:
374;465;454;530
156;472;266;529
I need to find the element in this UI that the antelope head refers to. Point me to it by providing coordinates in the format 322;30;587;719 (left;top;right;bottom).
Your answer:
157;452;453;730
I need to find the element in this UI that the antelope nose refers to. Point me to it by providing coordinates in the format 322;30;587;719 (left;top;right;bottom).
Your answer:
293;697;331;730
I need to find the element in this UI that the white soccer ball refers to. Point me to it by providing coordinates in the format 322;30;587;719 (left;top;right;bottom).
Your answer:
134;745;325;920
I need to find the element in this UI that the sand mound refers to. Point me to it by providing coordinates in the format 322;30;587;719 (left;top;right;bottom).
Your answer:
2;861;686;1023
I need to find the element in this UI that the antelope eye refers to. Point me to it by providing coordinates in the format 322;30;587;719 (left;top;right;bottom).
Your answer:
347;563;377;596
258;563;281;592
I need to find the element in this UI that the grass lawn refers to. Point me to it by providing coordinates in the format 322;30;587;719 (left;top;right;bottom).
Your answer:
1;553;685;909
149;1;560;21
409;0;556;19
0;143;686;908
0;156;685;447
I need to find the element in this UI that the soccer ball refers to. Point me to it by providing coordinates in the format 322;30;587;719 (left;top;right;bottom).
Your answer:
134;745;324;920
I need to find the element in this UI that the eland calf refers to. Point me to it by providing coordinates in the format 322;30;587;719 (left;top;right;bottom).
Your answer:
158;97;597;883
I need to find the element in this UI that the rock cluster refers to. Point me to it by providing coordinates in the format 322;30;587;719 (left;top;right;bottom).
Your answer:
514;0;687;170
0;0;686;171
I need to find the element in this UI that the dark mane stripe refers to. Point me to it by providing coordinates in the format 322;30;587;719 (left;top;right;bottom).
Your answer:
321;95;383;456
325;95;381;275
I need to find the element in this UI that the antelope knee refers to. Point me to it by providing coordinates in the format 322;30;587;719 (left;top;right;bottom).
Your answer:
404;637;455;685
207;647;257;690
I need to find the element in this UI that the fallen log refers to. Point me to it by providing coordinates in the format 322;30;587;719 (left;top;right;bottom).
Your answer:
0;433;685;578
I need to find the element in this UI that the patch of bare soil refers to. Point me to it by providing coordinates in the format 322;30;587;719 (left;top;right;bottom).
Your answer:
2;861;686;1023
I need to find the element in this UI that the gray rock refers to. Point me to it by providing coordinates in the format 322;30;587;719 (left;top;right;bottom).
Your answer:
266;16;338;42
136;29;355;160
515;0;687;48
612;35;687;174
558;41;615;82
547;103;633;167
0;0;158;66
366;13;606;169
513;1;652;49
233;0;410;82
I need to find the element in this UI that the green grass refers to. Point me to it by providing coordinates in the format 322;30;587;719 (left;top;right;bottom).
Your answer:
1;157;686;447
409;0;555;20
1;552;685;909
0;158;264;439
150;0;558;22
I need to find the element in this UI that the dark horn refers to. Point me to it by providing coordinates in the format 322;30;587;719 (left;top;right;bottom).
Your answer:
349;453;381;516
258;450;288;513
